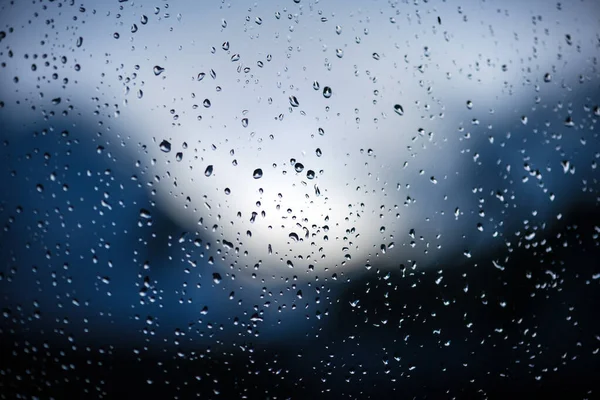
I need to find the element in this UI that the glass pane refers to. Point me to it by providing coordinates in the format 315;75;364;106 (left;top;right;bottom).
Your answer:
1;0;599;397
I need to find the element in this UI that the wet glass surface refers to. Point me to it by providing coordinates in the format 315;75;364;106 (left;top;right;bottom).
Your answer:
0;0;599;398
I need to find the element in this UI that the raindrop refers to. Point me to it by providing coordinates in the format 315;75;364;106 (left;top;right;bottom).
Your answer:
313;81;320;90
289;96;300;107
153;65;165;76
335;25;342;35
159;140;171;153
253;168;263;179
242;118;249;127
197;72;206;81
294;163;304;173
204;165;214;177
323;86;332;98
315;148;322;157
466;100;473;109
306;170;315;179
222;41;230;50
394;104;404;115
203;99;211;108
336;48;344;58
139;208;152;219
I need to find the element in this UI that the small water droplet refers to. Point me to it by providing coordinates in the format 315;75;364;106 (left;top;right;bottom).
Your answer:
204;165;213;177
253;168;263;179
294;163;304;173
203;99;211;108
289;95;300;107
336;48;344;58
394;104;404;115
466;100;473;110
335;25;342;35
197;72;205;81
315;148;322;157
323;86;332;98
242;118;249;128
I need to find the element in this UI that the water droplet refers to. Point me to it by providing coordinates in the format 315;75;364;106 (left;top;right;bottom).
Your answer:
212;273;222;284
315;148;322;157
176;152;183;162
242;118;249;128
306;170;315;179
372;52;380;60
544;73;552;83
289;95;300;107
294;163;304;172
139;208;152;219
289;232;299;241
336;48;344;58
76;37;83;47
253;168;263;179
466;100;473;110
153;65;165;76
255;17;263;25
335;25;342;35
313;81;320;90
394;104;404;115
197;72;205;81
159;140;171;152
141;15;148;24
224;187;231;195
203;99;211;108
323;86;332;99
204;165;213;177
231;53;240;62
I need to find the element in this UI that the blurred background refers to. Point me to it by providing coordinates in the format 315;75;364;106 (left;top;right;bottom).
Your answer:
1;0;599;398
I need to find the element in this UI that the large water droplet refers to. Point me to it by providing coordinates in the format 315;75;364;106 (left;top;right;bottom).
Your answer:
394;104;404;115
253;168;263;179
159;140;171;153
153;65;165;76
204;165;213;177
289;95;300;107
323;86;332;99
